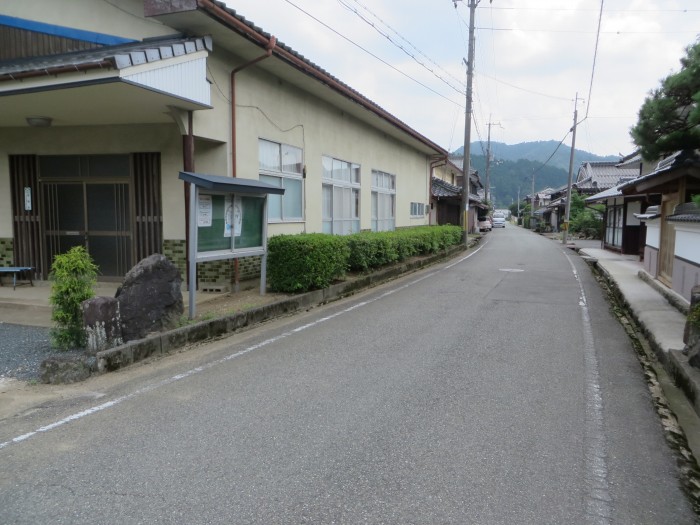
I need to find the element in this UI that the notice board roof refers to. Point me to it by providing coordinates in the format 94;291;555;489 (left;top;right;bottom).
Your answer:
179;172;285;195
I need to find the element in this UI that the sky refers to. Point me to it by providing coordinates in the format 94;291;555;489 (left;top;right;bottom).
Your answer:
231;0;699;158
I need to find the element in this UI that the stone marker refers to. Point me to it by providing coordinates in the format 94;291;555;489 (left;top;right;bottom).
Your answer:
116;254;183;342
82;296;123;354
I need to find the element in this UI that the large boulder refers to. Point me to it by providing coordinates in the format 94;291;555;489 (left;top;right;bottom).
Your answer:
116;254;183;342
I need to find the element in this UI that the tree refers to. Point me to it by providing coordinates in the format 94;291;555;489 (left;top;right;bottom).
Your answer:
631;39;700;161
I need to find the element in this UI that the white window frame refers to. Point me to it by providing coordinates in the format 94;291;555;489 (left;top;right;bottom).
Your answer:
322;155;361;235
410;202;426;218
259;138;304;222
372;169;396;232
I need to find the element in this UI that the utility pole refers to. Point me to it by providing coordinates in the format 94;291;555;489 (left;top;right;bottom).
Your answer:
484;119;501;208
530;169;535;229
455;0;480;248
562;93;579;244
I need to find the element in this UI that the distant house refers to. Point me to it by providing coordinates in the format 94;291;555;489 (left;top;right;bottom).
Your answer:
0;1;446;289
436;157;486;232
620;150;700;301
584;153;650;255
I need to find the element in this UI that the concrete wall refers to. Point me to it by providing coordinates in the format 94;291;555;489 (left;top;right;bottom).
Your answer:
673;223;700;300
644;246;659;277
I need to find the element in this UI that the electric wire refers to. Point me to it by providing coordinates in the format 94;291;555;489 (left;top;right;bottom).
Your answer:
280;0;463;105
585;0;605;119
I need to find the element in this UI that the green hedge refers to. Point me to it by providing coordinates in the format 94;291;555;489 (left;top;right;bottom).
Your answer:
268;234;350;293
268;226;462;292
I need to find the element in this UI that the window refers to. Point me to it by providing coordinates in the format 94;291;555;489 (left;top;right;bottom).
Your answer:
410;202;425;217
322;155;360;234
372;170;395;231
605;204;623;248
259;139;303;221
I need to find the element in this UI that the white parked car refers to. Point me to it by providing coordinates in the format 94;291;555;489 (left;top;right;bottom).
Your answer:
492;212;506;228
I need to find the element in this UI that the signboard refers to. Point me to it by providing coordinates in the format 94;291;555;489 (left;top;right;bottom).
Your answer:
196;193;265;254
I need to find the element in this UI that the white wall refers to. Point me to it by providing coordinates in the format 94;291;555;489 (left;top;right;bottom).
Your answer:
234;67;431;234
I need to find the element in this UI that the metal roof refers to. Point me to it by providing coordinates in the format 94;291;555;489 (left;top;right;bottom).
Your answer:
0;35;212;80
179;172;285;195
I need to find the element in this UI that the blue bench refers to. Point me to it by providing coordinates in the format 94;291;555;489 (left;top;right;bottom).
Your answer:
0;267;34;290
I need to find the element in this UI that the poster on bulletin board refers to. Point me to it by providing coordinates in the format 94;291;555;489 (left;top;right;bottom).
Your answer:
196;193;265;253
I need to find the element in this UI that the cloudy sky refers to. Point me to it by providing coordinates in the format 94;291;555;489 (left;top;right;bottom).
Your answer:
232;0;698;158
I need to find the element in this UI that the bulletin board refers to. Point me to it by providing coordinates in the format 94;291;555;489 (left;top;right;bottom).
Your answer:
196;193;265;253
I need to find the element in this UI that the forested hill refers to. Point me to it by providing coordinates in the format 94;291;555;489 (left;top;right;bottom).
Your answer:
452;141;620;207
453;140;619;171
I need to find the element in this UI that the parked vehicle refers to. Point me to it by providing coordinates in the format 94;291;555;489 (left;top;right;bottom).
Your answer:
478;216;492;232
492;212;506;228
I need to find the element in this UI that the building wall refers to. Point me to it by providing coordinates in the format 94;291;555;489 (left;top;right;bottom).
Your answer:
672;223;700;300
234;67;430;234
2;0;174;42
644;246;659;277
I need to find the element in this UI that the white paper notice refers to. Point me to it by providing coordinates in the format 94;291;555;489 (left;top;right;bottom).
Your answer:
198;194;212;227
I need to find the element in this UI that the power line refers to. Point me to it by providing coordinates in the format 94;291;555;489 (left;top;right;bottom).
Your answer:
585;0;604;119
280;0;463;106
337;0;466;90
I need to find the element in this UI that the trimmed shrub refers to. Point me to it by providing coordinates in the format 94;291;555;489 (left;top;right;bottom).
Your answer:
49;246;98;349
347;225;462;272
268;234;350;293
268;226;462;292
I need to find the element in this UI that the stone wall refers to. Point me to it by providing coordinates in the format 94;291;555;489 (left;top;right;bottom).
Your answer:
0;238;13;266
162;239;261;291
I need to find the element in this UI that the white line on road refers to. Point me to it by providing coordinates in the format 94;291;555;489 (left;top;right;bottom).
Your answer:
563;250;612;524
1;242;488;450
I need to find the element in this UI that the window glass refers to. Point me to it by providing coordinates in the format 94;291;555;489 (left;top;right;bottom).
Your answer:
284;178;303;219
351;164;361;184
322;156;333;179
281;144;303;174
259;140;280;171
260;174;281;220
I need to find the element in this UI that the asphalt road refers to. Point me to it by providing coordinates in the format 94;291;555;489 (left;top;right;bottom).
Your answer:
0;226;695;524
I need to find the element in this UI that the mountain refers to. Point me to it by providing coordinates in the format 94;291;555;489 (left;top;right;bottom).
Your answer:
453;140;619;172
451;141;621;208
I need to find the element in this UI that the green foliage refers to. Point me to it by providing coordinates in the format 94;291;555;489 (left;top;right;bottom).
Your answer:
689;304;700;329
49;246;98;349
346;226;462;272
631;39;700;161
692;194;700;206
267;226;463;293
570;206;604;239
268;234;350;293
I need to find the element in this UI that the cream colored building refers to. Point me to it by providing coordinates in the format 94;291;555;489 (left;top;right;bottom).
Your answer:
0;0;447;287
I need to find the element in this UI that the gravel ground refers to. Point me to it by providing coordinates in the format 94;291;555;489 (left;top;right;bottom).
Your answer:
0;323;83;381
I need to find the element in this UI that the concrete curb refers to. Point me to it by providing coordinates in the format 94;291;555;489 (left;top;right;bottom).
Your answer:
582;254;700;419
94;243;471;376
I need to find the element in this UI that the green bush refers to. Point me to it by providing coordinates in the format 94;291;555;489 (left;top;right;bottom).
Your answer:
49;246;98;349
268;234;350;293
267;226;462;292
570;208;603;239
347;225;462;272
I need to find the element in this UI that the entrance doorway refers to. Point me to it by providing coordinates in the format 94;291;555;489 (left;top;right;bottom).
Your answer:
40;155;133;280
